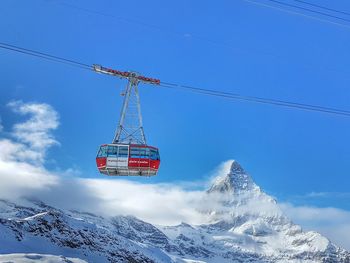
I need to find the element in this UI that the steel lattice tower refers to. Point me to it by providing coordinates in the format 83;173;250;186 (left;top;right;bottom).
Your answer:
113;72;146;145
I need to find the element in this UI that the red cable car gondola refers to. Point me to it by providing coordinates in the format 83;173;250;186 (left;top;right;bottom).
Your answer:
94;65;161;176
96;144;160;176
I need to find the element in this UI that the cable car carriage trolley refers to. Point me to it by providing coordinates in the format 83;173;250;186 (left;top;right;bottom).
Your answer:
94;65;160;176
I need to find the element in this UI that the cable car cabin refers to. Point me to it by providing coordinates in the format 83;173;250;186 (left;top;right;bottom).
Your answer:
96;144;160;176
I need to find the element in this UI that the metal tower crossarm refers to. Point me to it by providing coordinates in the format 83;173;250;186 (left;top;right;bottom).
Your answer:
93;64;160;85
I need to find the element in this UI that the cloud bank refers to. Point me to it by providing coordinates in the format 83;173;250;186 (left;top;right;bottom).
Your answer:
0;100;350;250
0;101;59;199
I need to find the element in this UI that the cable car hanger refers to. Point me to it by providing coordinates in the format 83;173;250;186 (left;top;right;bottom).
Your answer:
93;64;160;145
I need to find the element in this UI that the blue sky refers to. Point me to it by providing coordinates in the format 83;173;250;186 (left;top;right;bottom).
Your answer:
0;0;350;210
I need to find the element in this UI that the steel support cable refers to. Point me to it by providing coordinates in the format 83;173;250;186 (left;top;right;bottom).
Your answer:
60;0;350;39
160;82;350;115
0;42;91;70
160;83;350;116
159;82;350;117
161;81;350;114
294;0;350;17
265;0;350;23
244;0;350;29
1;42;350;117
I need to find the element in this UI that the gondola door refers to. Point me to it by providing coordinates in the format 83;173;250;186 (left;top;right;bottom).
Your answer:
117;145;129;170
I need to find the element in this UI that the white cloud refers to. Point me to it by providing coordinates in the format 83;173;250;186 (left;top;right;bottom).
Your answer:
281;203;350;224
303;191;350;199
7;100;59;164
1;100;350;251
77;179;208;225
0;147;58;198
0;101;59;199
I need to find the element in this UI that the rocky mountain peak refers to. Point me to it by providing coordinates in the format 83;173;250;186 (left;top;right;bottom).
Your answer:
208;160;258;194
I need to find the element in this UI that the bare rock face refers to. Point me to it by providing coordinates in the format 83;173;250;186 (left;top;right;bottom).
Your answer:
208;161;257;193
1;161;350;263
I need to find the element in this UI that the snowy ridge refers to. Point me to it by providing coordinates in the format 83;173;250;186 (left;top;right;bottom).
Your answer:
1;161;349;262
0;253;87;263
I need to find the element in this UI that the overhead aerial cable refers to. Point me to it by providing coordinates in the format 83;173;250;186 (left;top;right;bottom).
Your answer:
244;0;350;29
0;42;91;70
159;82;350;116
293;0;350;17
265;0;350;23
1;42;350;117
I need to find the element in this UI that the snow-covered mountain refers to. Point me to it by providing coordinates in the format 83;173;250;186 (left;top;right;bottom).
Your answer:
1;161;349;262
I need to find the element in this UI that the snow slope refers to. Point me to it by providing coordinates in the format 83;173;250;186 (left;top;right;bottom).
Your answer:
0;253;86;263
0;161;349;262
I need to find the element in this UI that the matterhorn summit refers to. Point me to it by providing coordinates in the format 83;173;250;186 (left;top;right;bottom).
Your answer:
0;160;349;262
208;160;259;193
206;161;278;222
